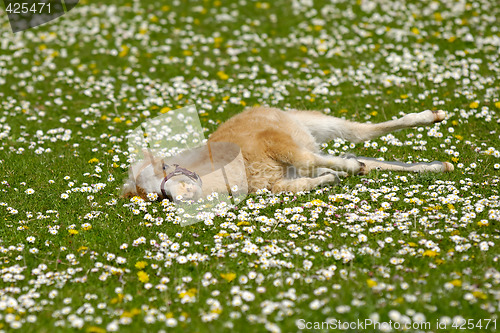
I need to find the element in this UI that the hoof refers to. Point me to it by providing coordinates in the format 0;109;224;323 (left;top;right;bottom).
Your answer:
442;162;454;172
325;173;341;185
358;161;369;175
318;170;348;178
432;110;446;123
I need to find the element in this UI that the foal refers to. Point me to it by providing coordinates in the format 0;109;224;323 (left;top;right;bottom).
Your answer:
123;107;453;201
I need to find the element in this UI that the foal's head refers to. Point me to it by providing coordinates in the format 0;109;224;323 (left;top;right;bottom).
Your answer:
122;150;203;202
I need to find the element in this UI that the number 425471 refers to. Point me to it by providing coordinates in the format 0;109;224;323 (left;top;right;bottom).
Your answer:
5;2;51;14
452;319;497;330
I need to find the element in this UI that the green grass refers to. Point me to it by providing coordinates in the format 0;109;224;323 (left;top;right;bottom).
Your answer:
0;0;499;332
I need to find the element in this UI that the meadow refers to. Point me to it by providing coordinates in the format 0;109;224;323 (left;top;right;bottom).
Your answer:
0;0;499;332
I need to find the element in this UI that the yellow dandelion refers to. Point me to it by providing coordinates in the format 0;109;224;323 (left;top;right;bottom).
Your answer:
121;308;141;318
469;101;479;108
220;273;236;282
311;199;324;206
214;37;223;47
137;271;149;283
135;261;148;269
217;71;229;80
118;45;129;57
113;292;124;300
110;294;124;304
394;297;404;304
86;326;106;333
423;250;438;257
179;288;197;298
472;291;487;299
237;221;251;226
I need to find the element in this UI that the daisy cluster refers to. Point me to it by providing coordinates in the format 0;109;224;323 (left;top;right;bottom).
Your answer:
0;0;499;332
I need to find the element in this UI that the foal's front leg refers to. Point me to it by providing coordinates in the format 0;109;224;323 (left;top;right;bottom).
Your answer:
272;173;340;193
293;151;368;176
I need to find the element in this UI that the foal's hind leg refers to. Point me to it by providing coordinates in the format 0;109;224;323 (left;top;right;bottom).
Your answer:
262;129;367;175
289;109;446;143
351;156;454;173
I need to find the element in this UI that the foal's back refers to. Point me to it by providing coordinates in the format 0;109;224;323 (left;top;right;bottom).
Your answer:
209;107;316;149
209;107;317;154
208;107;317;190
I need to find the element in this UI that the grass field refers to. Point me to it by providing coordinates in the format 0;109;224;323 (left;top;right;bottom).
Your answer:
0;0;499;332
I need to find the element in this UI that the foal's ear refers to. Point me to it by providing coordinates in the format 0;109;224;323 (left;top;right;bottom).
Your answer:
152;158;164;176
142;149;163;176
142;149;154;162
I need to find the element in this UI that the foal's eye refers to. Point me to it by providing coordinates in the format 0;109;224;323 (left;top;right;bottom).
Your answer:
162;164;168;170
